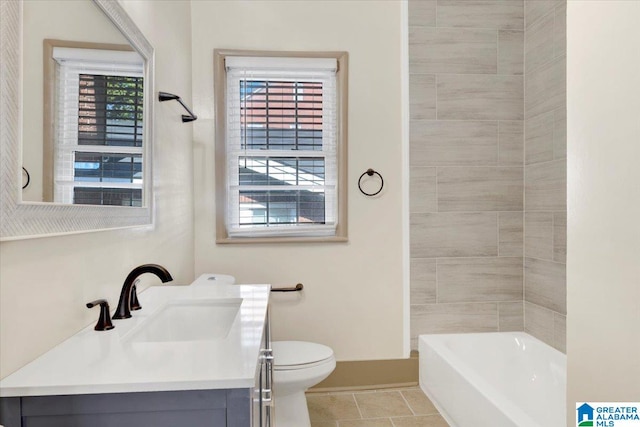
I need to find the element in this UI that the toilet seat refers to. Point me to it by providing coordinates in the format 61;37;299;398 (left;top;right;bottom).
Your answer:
272;341;334;371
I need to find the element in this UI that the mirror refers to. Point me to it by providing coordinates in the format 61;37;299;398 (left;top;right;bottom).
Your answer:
0;0;154;240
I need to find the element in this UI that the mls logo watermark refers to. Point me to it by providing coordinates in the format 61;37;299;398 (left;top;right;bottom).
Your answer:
577;403;640;427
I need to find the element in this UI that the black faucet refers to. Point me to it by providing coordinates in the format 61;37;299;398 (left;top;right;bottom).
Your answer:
113;264;173;319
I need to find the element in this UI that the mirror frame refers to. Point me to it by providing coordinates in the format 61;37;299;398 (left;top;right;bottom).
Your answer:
0;0;155;241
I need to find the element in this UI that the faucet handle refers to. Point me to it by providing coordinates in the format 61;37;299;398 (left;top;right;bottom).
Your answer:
86;299;115;331
130;279;142;311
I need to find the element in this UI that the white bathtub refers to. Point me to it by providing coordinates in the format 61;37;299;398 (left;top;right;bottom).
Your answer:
419;332;566;427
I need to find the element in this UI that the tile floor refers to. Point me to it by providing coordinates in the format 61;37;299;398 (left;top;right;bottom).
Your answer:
306;386;448;427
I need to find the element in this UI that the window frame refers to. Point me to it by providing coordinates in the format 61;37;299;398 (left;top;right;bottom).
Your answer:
214;49;348;243
43;39;143;204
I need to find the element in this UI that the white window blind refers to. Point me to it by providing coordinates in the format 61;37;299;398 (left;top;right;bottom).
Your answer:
52;47;145;206
225;56;339;237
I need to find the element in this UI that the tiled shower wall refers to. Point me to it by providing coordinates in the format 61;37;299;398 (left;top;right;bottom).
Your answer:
408;0;525;350
523;0;567;352
409;0;567;353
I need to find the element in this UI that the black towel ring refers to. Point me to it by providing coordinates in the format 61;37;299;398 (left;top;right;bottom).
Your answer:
358;168;384;197
22;167;30;190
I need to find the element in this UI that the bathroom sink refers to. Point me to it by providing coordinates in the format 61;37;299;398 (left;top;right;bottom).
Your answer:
125;298;242;343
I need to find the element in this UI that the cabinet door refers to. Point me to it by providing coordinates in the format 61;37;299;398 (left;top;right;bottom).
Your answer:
253;356;263;427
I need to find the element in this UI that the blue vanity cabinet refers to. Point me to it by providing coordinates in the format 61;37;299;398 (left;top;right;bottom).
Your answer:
0;372;257;427
0;389;229;426
0;310;272;427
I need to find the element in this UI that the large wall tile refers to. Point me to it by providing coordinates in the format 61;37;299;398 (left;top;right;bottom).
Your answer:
524;212;553;260
411;258;437;304
408;0;530;340
437;0;524;30
524;301;554;346
438;75;524;120
525;110;554;164
525;0;560;28
499;121;524;166
553;2;566;58
499;212;523;256
498;30;524;75
438;167;523;211
410;167;437;213
524;10;554;74
525;55;566;119
410;74;436;120
437;257;523;303
553;312;566;353
499;301;524;331
522;0;566;354
553;211;566;263
553;107;567;160
411;302;498;335
409;27;497;74
410;212;498;258
409;0;437;27
525;159;566;211
524;257;566;314
410;121;498;167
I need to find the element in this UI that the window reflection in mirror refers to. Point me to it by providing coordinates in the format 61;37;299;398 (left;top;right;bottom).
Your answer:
46;44;144;206
21;0;145;207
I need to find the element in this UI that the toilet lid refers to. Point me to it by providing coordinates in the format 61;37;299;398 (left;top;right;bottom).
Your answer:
272;341;334;368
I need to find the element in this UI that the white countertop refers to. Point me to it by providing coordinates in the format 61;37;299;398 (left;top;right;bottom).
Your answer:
0;275;270;397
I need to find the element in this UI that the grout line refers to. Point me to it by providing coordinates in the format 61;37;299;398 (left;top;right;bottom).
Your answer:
434;73;438;123
524;255;566;265
398;389;417;416
411;299;523;307
434;252;438;303
410;166;524;170
426;72;524;78
524;300;565;317
434;0;438;28
352;393;364;419
525;156;566;168
410;25;525;33
411;117;521;123
497;208;501;257
551;212;556;262
496;29;500;75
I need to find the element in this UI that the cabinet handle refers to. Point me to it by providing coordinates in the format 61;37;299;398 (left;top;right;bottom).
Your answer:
261;348;274;388
262;388;272;403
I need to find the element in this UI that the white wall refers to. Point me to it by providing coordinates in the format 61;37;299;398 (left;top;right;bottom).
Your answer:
0;0;195;378
567;1;640;422
191;1;406;361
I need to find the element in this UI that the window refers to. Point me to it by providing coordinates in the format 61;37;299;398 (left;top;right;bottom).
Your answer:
49;45;144;206
215;51;348;242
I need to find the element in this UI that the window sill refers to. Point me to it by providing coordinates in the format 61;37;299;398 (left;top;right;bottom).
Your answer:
216;235;348;244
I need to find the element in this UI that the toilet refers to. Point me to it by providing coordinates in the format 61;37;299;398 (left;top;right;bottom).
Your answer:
272;341;336;427
190;273;236;286
193;275;335;426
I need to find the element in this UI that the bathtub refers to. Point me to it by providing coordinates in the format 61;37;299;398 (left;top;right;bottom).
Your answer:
419;332;566;427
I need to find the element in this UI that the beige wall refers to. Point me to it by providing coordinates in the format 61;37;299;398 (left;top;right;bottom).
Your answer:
408;0;525;348
191;1;406;361
0;0;195;378
523;0;567;352
21;0;129;202
567;0;640;421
